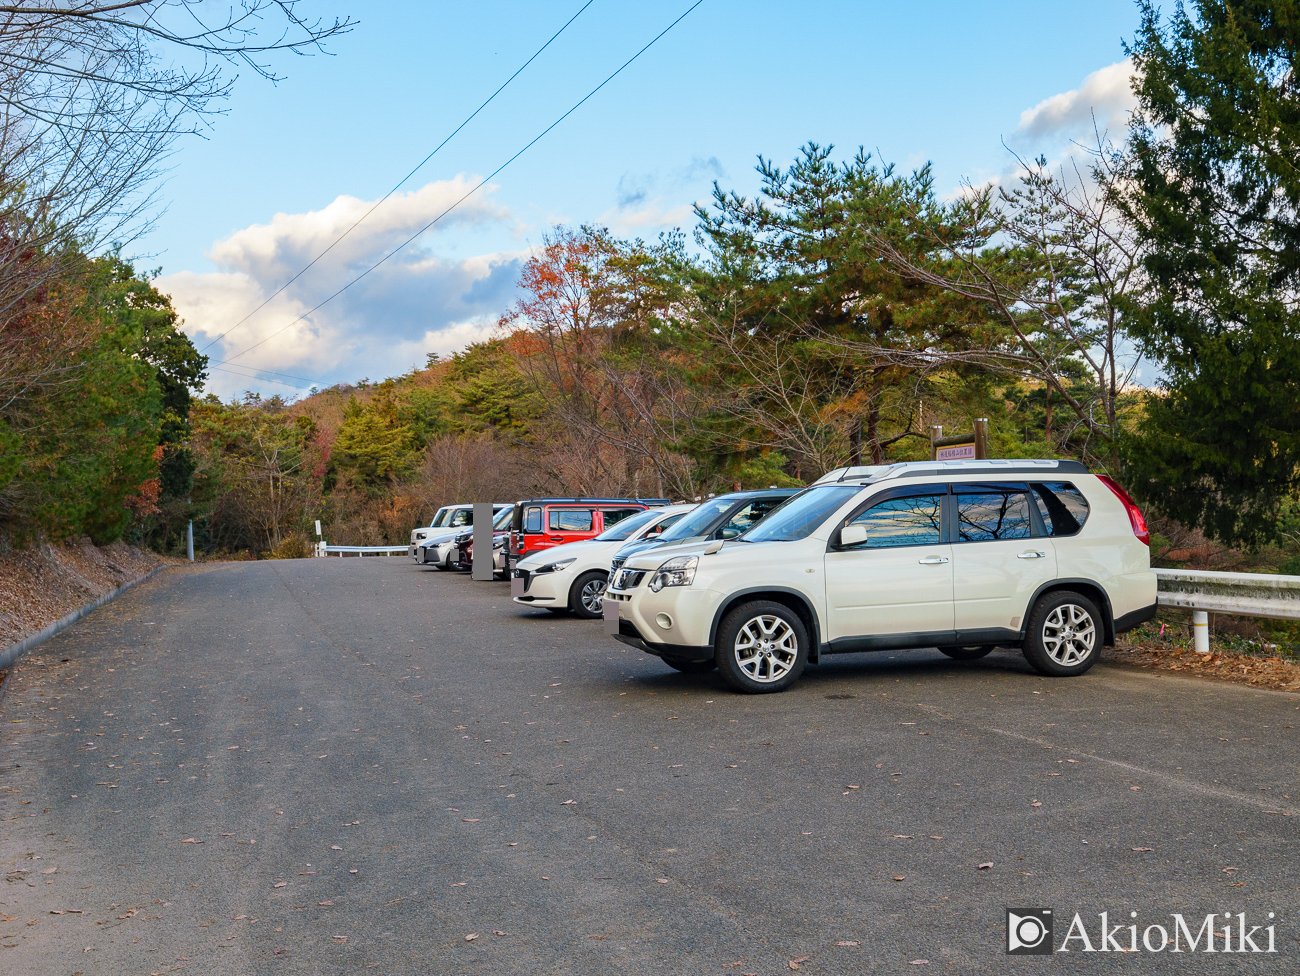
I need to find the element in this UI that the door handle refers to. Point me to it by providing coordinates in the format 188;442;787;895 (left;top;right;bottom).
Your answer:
917;556;949;565
1017;551;1046;559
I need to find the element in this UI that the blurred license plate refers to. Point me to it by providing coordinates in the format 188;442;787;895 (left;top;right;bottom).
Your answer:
510;576;524;598
603;598;619;635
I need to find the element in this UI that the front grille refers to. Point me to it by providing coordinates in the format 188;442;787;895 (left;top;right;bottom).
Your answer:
610;555;627;574
613;568;646;590
514;568;532;592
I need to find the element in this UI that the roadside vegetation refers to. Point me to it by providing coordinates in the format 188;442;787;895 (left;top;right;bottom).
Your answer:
2;2;1298;611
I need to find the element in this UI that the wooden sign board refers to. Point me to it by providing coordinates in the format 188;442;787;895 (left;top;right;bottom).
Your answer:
937;443;977;461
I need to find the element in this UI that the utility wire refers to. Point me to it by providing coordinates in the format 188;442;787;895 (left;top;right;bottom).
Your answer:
208;366;314;391
197;0;597;356
217;0;704;372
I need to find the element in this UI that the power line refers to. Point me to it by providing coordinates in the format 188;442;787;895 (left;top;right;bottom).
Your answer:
207;366;314;391
216;0;705;373
196;0;597;356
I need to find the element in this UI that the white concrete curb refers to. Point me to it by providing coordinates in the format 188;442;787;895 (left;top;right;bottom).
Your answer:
0;565;173;673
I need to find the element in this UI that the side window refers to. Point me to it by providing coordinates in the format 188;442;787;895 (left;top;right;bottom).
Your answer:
1030;482;1090;536
955;490;1032;542
523;506;542;533
719;498;783;538
844;494;943;549
602;508;640;527
549;508;594;532
449;509;472;527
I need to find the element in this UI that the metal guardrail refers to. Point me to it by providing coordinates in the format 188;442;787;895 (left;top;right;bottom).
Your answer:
1153;568;1300;652
315;543;410;557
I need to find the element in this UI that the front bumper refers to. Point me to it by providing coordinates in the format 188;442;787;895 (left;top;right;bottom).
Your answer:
511;567;568;605
604;579;717;657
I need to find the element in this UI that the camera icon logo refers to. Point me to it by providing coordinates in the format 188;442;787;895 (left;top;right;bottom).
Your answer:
1007;909;1053;955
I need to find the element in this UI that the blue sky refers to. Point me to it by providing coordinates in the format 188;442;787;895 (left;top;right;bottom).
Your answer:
146;0;1143;398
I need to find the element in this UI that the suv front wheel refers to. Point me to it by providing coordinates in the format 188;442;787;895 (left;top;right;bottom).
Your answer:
715;601;808;694
1022;590;1102;677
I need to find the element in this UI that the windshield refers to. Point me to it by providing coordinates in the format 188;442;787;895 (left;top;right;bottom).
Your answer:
493;508;512;529
595;507;660;542
658;498;734;541
739;486;860;543
430;508;449;527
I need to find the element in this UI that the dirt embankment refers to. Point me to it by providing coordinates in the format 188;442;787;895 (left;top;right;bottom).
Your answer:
0;539;173;658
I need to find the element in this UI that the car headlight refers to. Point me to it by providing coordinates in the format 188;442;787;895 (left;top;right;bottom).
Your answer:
535;558;576;574
649;555;697;592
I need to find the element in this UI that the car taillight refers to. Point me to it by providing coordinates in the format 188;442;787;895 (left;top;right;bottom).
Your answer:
1097;475;1149;546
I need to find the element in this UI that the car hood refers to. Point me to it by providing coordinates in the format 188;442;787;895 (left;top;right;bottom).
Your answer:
516;538;609;570
614;534;706;562
419;529;464;547
622;538;723;571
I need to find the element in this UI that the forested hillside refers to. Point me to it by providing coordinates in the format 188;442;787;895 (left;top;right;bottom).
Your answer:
3;1;1298;580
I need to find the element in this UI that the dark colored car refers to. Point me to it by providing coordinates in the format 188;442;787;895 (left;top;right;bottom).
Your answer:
607;489;797;577
506;496;669;573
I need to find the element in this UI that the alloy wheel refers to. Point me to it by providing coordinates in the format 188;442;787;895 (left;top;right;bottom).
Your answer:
733;614;799;683
1041;603;1096;666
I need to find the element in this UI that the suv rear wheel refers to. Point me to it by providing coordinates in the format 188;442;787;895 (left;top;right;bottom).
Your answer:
1022;590;1102;676
715;601;808;694
569;571;609;619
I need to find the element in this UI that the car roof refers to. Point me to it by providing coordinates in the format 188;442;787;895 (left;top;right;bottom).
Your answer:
514;497;671;505
812;459;1089;486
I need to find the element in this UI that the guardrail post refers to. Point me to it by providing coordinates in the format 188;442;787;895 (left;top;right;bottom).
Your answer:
1192;610;1210;653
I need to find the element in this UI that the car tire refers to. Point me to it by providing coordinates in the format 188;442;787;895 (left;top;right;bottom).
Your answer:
1022;590;1103;676
714;600;808;694
664;658;716;674
939;645;995;660
569;571;609;619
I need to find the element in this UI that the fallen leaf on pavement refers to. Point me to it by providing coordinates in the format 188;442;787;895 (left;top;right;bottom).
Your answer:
977;862;994;869
656;878;669;884
273;882;287;888
1132;847;1154;852
892;875;905;882
465;933;478;941
180;838;201;844
835;940;860;946
788;956;810;970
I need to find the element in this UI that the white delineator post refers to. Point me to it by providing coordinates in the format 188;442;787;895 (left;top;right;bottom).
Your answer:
1192;610;1210;653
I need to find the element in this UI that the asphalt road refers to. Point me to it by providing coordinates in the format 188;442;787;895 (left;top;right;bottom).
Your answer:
1;558;1297;974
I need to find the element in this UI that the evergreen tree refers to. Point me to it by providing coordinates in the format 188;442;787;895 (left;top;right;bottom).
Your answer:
1122;1;1300;544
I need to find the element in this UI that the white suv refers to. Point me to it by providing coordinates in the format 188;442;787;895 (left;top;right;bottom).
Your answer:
604;460;1157;693
512;504;695;617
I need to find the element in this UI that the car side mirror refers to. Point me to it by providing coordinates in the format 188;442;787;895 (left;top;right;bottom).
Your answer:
840;524;868;547
720;527;740;540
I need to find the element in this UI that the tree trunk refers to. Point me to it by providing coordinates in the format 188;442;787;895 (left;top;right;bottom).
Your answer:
867;404;884;464
1045;388;1053;447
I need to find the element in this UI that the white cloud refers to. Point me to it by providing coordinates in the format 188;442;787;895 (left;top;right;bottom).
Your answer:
156;177;524;398
601;198;696;234
1016;59;1138;141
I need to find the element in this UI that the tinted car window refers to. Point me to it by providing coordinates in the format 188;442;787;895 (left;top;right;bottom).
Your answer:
524;506;542;533
602;508;640;527
844;494;943;549
595;508;660;541
431;508;449;527
549;508;593;532
719;499;784;538
448;509;472;527
658;498;733;541
955;491;1032;542
1030;482;1090;536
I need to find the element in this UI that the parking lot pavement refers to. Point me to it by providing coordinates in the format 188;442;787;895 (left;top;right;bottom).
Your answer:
1;558;1296;974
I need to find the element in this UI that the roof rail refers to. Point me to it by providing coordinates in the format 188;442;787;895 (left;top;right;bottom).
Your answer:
812;459;1089;485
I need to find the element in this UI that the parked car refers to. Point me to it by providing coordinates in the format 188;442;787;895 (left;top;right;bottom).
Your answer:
450;507;515;577
604;460;1157;693
414;503;510;568
505;496;669;573
607;489;797;579
511;504;695;617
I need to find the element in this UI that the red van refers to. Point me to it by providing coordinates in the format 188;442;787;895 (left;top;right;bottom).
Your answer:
506;497;669;573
